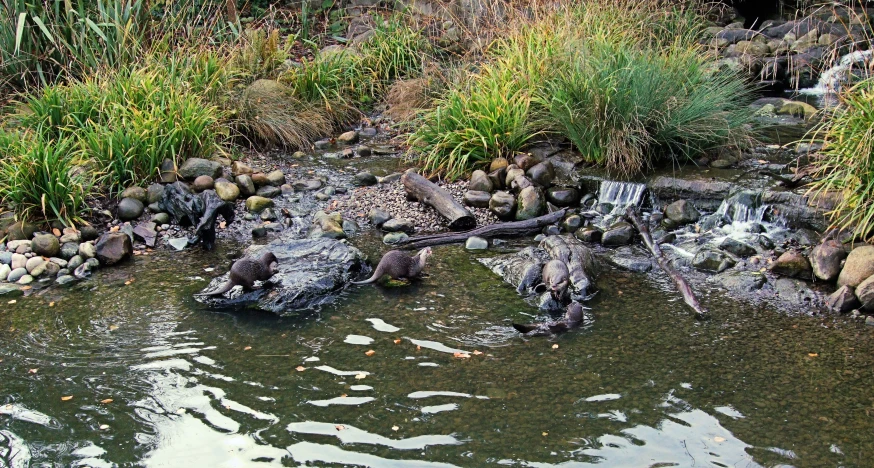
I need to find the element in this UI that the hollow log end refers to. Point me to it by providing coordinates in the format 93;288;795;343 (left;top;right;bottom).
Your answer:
448;216;477;231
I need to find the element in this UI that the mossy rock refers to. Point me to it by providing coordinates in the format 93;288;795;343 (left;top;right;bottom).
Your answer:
776;101;817;119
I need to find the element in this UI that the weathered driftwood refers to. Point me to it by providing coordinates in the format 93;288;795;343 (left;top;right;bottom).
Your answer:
402;169;476;231
540;235;598;300
626;207;709;320
396;209;567;250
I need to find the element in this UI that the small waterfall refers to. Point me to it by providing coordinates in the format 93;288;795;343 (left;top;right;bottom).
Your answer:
801;49;873;96
716;198;769;224
597;181;647;210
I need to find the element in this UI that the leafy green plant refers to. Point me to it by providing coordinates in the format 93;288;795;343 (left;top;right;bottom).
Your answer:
410;66;541;180
232;27;293;85
358;16;431;90
0;131;92;225
809;79;874;239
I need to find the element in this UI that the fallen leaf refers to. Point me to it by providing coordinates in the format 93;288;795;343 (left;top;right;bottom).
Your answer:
219;221;226;229
124;281;132;285
365;350;376;356
335;425;346;431
416;345;421;351
473;350;483;355
109;325;118;331
61;395;73;401
110;226;120;232
453;352;471;359
100;399;113;404
244;346;252;351
8;300;16;304
714;436;726;443
354;373;367;380
28;368;37;374
340;394;347;398
393;339;401;344
52;228;61;236
20;286;31;291
392;426;399;431
296;366;306;372
99;424;110;430
808;353;818;357
49;302;55;307
542;432;548;436
552;344;559;349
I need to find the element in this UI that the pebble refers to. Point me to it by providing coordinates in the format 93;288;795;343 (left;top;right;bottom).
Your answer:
0;264;10;281
383;232;409;245
11;254;26;270
0;252;11;265
17;275;33;285
56;275;77;286
7;268;27;283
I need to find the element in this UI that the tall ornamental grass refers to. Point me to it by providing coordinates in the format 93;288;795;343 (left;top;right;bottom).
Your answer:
809;79;874;239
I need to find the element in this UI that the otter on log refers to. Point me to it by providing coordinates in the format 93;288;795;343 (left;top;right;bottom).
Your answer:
353;247;432;284
203;251;279;296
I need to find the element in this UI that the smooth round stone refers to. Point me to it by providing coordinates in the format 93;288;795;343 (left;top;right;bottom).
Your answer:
354;172;378;186
192;175;215;192
357;145;372;157
251;172;269;187
0;252;11;265
11;254;26;270
214;180;240;201
79;242;96;259
315;192;332;201
68;255;84;270
147;183;165;204
0;264;10;281
369;208;393;227
29;263;46;277
17;274;33;285
292;179;323;191
463;191;491;208
25;256;45;274
31;233;60;257
44;262;60;277
121;186;147;202
383;232;409;245
266;170;286;186
256;186;281;198
245;196;274;213
7;268;27;283
337;130;359;144
236;175;256;196
118;197;145;221
56;275;77;286
562;215;582;232
252;226;268;238
542;225;561;236
343;220;359;235
489;191;516;219
151;213;171;225
382;218;415;234
546;187;580;207
465;236;488;250
490;157;509;172
79;225;98;241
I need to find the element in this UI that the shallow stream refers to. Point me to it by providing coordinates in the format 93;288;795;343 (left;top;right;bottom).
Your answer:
2;233;874;467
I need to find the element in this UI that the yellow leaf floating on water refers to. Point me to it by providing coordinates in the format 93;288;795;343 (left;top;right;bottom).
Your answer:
453;352;471;359
392;426;399;431
393;339;401;344
28;368;37;374
244;346;252;351
473;350;483;355
296;366;306;372
542;432;548;436
99;424;109;430
552;344;559;349
365;350;376;356
808;353;818;357
714;436;726;443
8;300;16;304
49;302;55;307
61;396;73;401
355;373;367;380
335;425;346;431
101;399;113;404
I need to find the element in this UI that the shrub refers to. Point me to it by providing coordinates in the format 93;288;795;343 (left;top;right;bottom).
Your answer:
358;16;432;90
809;79;874;239
237;78;336;149
0;131;92;225
280;50;359;118
410;66;542;180
232;28;294;85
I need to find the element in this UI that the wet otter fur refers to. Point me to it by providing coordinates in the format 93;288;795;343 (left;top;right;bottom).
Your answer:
204;251;279;296
513;302;587;335
353;247;432;284
537;259;570;301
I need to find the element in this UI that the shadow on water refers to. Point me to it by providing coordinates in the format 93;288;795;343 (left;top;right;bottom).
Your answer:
1;238;874;466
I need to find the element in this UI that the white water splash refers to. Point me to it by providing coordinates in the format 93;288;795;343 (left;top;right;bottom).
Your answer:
716;198;769;225
800;49;873;96
598;181;647;210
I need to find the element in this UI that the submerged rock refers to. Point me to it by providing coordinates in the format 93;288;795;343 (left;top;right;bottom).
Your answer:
713;270;766;292
196;237;367;314
719;237;756;257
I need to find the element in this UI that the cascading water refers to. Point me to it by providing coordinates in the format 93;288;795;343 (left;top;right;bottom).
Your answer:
597;181;647;211
800;49;873;96
715;198;769;225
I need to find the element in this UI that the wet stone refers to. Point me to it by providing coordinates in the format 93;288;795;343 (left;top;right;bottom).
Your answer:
357;145;372;157
314;139;332;150
56;275;77;286
78;242;96;259
231;161;253;177
770;250;812;279
0;284;22;296
663;200;700;229
67;256;84;270
546;187;580;207
465;236;488;250
0;252;10;265
256;186;281;198
7;268;27;283
693;249;736;273
810;240;846;282
490;157;509;172
118;198;145;221
828;285;861;313
354;172;378;186
719;237;757;257
246;196;274;213
337;130;359;145
260;208;278;221
236;175;256;196
713;270;767;292
369;208;393;227
214;180;240;202
17;274;33;285
31;234;60;257
159;159;177;183
292;179;323;191
526;161;555;187
516;187;545;221
575;227;602;243
601;222;635;247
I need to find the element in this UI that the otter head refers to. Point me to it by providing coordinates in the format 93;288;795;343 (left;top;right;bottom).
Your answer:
419;247;432;263
262;251;278;264
565;303;583;322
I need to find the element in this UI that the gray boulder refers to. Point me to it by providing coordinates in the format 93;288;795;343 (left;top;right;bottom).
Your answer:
489;191;516;219
31;234;60;257
810;240;846;282
469;170;493;192
718;237;756;257
354;172;378;186
60;242;79;259
828;285;861;313
575;227;602;243
7;268;27;283
526;161;555;187
383;232;409;244
95;232;133;265
236;175;256;196
856;275;874;310
463;191;491;208
770;250;812;279
121;186;147;203
246;196;274;213
693;249;736;273
602;222;635;247
192;175;214;192
515;187;545;220
368;208;392;227
382;218;415;234
663;200;700;229
266;170;286;186
179;158;222;180
118;198;144;221
256;186;281;198
838;245;874;288
214;180;240;201
546;187;579;207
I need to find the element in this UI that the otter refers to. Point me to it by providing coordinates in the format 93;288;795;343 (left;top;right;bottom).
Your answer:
513;302;588;335
353;247;432;284
204;251;279;296
537;259;570;301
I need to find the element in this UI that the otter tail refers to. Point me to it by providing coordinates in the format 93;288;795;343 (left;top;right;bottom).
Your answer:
352;273;380;285
203;281;235;296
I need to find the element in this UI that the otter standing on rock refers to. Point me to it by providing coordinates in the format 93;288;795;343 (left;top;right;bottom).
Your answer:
538;259;570;301
513;302;588;336
353;247;432;284
204;251;279;296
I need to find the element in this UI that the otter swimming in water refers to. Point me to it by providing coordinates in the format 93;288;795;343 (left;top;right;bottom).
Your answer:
353;247;432;284
513;302;588;335
537;259;570;301
204;251;279;296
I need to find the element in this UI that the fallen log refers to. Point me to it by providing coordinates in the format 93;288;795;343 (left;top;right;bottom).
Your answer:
397;209;567;250
626;207;709;320
402;169;476;231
